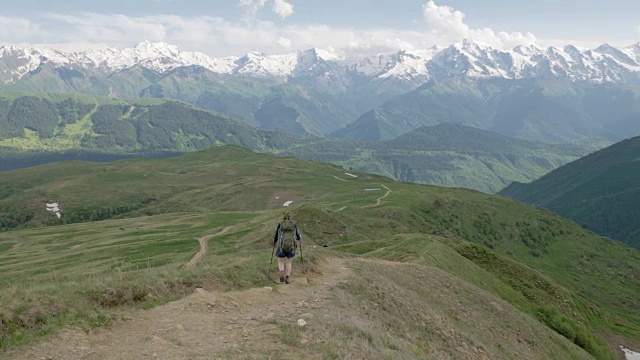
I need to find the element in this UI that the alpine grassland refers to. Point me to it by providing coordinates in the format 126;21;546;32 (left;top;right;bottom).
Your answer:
0;146;638;359
0;90;602;193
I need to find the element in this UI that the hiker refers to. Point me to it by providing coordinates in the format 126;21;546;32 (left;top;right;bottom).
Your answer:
273;211;302;284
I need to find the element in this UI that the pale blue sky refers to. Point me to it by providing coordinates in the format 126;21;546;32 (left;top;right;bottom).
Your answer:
0;0;638;56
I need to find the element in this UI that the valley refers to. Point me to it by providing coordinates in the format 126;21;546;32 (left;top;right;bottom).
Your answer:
500;135;640;249
1;35;640;360
0;146;638;359
0;91;607;193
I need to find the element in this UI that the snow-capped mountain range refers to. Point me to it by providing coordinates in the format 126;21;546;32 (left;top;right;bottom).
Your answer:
1;40;640;84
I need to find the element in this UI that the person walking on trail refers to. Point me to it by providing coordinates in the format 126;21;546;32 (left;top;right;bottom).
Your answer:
273;211;302;284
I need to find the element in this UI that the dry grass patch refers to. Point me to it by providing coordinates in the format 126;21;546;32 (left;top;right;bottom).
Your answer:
297;259;594;360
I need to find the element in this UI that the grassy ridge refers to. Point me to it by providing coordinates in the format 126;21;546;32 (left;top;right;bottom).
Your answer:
0;90;603;193
321;260;594;359
0;146;637;358
500;135;640;249
0;213;596;359
278;123;606;193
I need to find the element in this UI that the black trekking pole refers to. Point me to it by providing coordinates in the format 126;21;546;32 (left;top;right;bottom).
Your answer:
267;243;275;281
300;240;304;266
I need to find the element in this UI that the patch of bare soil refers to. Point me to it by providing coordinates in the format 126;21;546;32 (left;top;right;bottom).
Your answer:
5;257;597;360
6;258;351;360
183;226;233;269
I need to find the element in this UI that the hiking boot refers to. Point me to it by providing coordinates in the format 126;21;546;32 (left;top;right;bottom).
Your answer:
279;272;285;283
285;276;290;284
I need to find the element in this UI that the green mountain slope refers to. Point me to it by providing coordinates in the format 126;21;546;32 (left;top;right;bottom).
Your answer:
500;136;640;249
0;91;302;152
7;60;640;146
337;78;640;142
0;91;604;193
0;146;638;359
3;65;365;137
280;123;606;193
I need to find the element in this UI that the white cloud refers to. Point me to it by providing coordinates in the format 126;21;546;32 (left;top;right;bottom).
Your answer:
277;36;292;48
423;1;468;39
0;2;612;57
0;15;42;43
239;0;267;19
423;0;536;48
272;0;294;18
1;12;435;56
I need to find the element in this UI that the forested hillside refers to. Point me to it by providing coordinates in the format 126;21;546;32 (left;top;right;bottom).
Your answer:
279;124;605;193
0;92;301;151
0;92;603;193
500;135;640;249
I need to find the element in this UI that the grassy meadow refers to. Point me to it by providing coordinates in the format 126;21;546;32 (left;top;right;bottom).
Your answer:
0;145;638;359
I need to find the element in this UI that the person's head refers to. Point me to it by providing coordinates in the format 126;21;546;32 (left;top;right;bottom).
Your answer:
283;211;291;220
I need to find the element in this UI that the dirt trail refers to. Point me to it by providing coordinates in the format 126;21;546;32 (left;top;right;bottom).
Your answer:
362;184;392;208
7;258;351;360
183;227;233;269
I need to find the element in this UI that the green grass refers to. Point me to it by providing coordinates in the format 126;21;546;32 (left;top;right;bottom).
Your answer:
0;146;638;359
279;323;302;347
0;89;607;193
56;98;100;147
0;211;268;351
500;136;640;249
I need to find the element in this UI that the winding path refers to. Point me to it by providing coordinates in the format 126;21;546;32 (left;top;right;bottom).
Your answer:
362;184;392;208
183;226;234;269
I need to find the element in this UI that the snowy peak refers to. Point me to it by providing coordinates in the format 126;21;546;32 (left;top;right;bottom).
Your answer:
0;41;241;76
301;47;342;61
1;41;640;84
233;51;296;77
623;42;640;63
452;39;494;53
0;45;71;81
347;53;394;77
562;44;582;53
427;40;640;82
86;41;238;73
377;49;436;80
131;41;180;57
513;44;543;56
594;43;638;66
430;40;523;78
228;48;345;78
346;48;437;81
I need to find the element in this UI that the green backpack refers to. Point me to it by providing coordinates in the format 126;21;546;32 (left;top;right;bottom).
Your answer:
278;220;297;253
